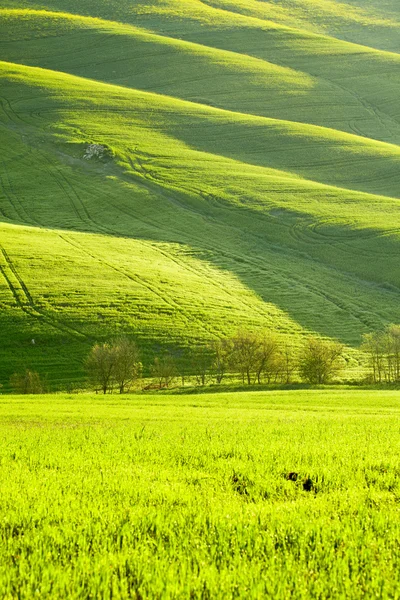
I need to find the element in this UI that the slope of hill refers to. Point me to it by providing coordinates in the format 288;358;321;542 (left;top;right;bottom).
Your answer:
0;2;399;387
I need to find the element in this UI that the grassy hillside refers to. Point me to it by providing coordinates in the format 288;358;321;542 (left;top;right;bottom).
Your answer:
0;2;399;387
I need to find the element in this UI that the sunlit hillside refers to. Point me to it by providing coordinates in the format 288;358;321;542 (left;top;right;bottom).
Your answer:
0;1;399;387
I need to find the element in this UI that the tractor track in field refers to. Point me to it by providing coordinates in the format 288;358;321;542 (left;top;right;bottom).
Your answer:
1;92;393;336
289;216;400;259
1;248;35;306
328;80;400;143
57;233;220;338
0;96;27;127
0;159;39;225
36;151;96;226
35;148;117;235
36;32;120;67
125;154;293;324
0;246;87;339
124;153;384;331
309;220;400;259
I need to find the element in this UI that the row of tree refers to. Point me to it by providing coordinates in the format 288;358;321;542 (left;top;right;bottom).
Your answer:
12;325;400;394
85;332;346;394
362;325;400;383
86;337;142;394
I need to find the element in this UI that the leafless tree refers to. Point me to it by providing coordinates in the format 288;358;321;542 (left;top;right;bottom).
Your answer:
363;325;400;383
362;332;386;383
256;333;279;384
209;338;232;384
278;343;298;384
113;337;142;393
10;369;44;394
85;342;117;394
191;346;213;386
230;330;261;385
151;355;177;389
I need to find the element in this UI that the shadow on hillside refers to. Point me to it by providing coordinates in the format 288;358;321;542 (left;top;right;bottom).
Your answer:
2;143;400;349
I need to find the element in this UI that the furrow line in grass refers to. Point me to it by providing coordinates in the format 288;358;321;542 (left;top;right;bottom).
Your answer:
0;169;21;223
123;153;392;330
0;245;87;339
329;79;400;140
7;58;400;161
4;60;400;202
0;157;37;225
1;247;35;306
124;156;288;324
0;97;12;125
57;233;220;339
35;148;117;236
300;220;400;259
37;154;97;228
0;94;27;127
0;264;25;308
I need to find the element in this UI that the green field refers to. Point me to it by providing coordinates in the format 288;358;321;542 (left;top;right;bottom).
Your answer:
0;1;399;387
1;4;399;596
1;389;400;598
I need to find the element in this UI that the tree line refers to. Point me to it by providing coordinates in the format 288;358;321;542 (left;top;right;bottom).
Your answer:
10;325;400;394
362;324;400;383
84;331;345;394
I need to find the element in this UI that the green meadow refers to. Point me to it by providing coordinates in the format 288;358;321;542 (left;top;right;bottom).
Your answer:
1;4;400;595
1;390;400;598
0;1;399;386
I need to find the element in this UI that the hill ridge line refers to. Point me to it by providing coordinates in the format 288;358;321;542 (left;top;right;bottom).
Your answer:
2;58;399;159
0;8;312;86
197;0;400;48
3;7;400;64
2;59;400;202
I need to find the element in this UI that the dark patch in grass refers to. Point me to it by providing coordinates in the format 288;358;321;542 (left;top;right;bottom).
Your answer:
302;477;314;492
231;471;251;496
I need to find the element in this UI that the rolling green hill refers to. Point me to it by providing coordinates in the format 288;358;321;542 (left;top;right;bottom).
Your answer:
0;2;399;387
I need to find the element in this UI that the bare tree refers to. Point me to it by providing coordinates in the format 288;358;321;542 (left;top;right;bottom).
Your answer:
386;325;400;382
256;333;279;384
230;330;261;385
85;342;117;394
362;332;386;383
362;325;400;383
151;355;177;389
277;343;298;384
191;346;213;386
10;369;44;394
209;338;233;384
299;337;344;384
113;337;142;393
174;348;191;387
